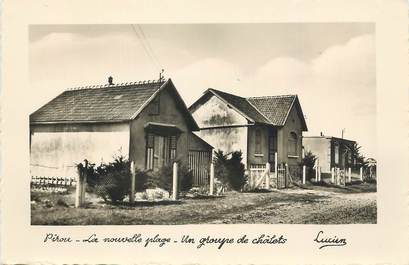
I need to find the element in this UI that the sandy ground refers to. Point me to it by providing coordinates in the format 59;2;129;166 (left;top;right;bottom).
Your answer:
209;189;376;224
31;182;376;225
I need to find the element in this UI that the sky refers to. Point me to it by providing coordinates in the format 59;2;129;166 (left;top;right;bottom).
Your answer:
29;23;376;158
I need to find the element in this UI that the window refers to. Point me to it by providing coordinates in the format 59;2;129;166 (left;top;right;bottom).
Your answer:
347;150;352;164
288;132;298;156
169;135;177;161
268;131;277;162
255;128;262;154
146;133;177;170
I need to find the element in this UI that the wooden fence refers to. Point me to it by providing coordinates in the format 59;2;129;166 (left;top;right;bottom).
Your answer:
248;162;288;190
188;150;211;186
276;164;287;189
31;176;76;193
248;164;270;189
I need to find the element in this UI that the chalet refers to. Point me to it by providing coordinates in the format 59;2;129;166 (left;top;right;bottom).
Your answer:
303;135;356;173
30;78;212;186
189;89;308;171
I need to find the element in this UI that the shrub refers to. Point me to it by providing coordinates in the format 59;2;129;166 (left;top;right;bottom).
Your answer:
83;155;131;203
302;151;317;181
213;150;229;185
30;192;41;202
226;151;246;190
56;198;69;207
135;169;151;192
83;154;193;201
179;163;193;192
149;165;173;191
213;150;247;191
134;162;193;193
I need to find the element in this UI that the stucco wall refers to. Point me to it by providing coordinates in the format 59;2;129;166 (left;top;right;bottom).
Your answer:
190;94;248;166
129;87;191;169
196;127;248;167
303;137;331;173
278;105;304;166
191;95;248;127
30;122;130;177
188;132;212;152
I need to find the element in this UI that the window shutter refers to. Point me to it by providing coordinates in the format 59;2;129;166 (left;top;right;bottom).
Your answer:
170;135;177;160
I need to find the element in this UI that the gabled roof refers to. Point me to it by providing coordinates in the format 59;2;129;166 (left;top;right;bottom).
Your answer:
205;89;271;124
247;95;307;130
30;78;199;131
189;88;307;130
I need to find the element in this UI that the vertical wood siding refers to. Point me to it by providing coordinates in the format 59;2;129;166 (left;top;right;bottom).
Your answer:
188;150;211;186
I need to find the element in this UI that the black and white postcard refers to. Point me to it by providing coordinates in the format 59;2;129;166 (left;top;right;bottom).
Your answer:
1;0;408;264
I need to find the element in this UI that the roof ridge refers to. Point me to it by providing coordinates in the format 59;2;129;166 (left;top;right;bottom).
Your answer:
247;94;297;99
208;88;246;99
245;98;272;124
65;79;166;91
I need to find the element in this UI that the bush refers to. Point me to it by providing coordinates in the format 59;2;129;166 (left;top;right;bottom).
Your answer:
213;150;229;184
83;155;193;202
135;169;151;192
56;198;69;207
148;165;173;191
226;151;246;190
213;150;247;191
134;162;193;193
83;155;131;203
302;151;317;181
179;163;193;192
131;162;193;192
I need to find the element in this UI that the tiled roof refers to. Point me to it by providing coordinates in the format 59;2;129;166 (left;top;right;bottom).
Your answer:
208;89;271;124
30;80;165;123
191;88;307;130
247;95;296;126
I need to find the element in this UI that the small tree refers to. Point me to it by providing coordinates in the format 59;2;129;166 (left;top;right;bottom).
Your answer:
351;143;365;169
213;149;246;191
302;151;317;181
92;155;131;203
226;151;246;191
213;150;229;184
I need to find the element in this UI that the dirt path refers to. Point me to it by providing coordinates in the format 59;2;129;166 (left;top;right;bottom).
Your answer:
31;183;377;225
208;189;376;224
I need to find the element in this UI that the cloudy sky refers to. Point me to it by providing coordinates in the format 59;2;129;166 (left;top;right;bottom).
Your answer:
29;23;376;158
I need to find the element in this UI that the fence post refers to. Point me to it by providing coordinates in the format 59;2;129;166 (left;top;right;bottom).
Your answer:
249;169;253;189
336;168;340;185
318;166;321;182
315;167;318;182
285;163;289;187
302;165;306;184
82;160;88;205
348;167;352;183
209;162;214;195
172;162;178;200
274;152;278;179
265;163;270;189
343;169;346;186
75;164;82;208
130;161;135;204
360;167;363;181
331;168;335;183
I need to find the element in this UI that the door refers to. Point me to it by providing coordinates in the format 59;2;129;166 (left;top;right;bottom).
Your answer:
268;128;277;171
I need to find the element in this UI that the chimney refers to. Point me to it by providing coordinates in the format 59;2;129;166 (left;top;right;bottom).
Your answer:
108;76;114;85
